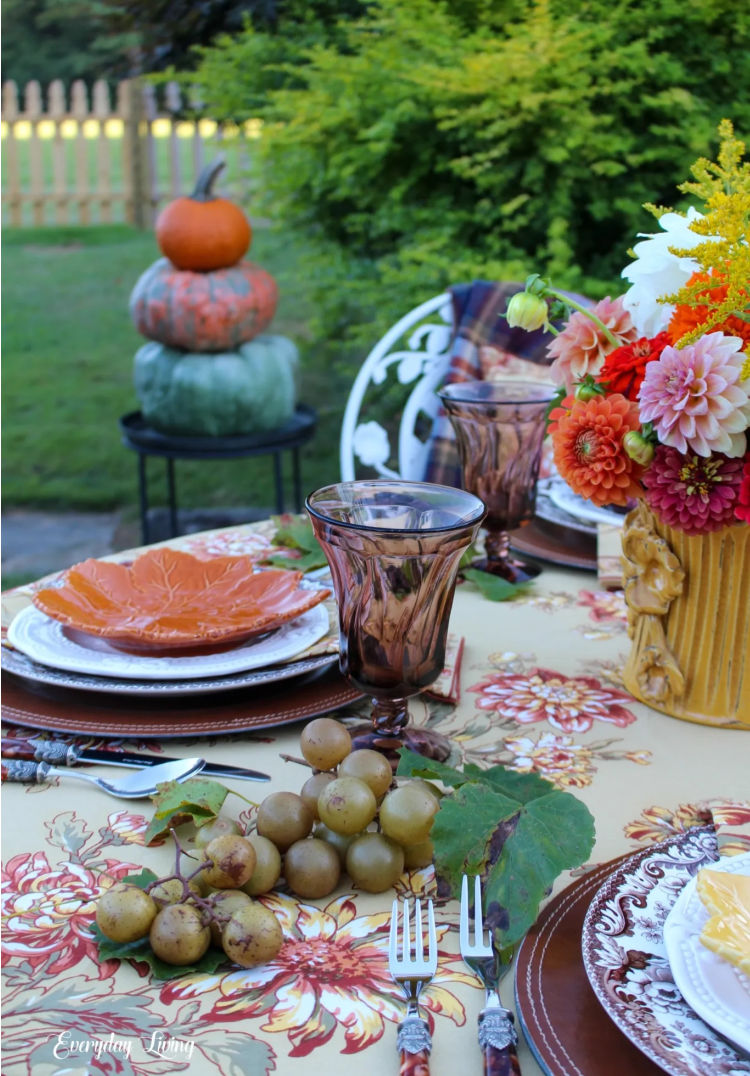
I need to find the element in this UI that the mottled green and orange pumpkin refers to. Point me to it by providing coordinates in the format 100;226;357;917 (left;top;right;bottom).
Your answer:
134;335;299;437
130;258;278;352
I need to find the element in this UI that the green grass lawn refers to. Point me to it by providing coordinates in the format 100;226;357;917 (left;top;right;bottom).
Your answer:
1;223;360;523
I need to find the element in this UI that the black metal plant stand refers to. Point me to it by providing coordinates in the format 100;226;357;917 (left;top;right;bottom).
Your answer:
119;406;317;545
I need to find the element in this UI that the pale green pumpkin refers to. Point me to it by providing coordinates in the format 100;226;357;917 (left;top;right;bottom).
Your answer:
134;334;299;436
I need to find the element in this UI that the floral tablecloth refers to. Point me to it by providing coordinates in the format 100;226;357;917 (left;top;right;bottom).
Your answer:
2;522;749;1076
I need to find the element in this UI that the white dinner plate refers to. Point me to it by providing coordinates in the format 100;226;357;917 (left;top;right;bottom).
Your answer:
7;602;330;681
663;852;750;1055
582;827;750;1076
546;475;628;528
1;643;336;697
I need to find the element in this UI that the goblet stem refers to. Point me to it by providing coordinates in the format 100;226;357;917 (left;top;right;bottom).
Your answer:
348;699;452;765
371;697;409;734
478;524;542;583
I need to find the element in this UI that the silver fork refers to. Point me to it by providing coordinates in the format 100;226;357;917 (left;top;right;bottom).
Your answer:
388;897;438;1075
460;874;521;1075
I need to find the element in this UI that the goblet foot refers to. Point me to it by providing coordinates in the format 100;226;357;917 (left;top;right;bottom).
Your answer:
348;723;452;767
470;553;542;584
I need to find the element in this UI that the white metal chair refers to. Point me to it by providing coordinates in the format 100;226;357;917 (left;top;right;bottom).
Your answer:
339;293;453;481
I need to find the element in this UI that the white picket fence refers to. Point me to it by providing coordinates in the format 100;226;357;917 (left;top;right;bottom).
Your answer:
1;78;258;228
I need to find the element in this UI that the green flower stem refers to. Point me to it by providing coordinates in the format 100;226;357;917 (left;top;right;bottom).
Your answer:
546;288;620;347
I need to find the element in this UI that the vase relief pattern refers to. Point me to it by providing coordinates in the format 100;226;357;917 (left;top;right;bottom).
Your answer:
621;501;750;728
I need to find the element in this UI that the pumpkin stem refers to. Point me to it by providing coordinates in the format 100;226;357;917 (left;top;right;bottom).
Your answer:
191;157;226;202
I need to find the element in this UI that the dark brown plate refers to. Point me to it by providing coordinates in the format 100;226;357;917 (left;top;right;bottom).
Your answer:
1;667;364;738
509;516;597;572
514;855;663;1076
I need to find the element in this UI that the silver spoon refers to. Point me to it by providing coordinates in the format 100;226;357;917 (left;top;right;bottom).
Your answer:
1;756;205;798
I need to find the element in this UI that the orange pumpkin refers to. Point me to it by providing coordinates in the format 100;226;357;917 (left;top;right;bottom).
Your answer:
155;157;251;272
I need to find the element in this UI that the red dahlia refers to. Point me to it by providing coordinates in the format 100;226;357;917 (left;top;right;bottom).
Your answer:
595;332;671;400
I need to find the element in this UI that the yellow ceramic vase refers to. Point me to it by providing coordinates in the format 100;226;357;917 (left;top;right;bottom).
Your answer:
621;501;750;729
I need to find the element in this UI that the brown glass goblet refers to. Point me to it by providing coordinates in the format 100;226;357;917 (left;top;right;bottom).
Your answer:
438;379;557;583
306;479;485;762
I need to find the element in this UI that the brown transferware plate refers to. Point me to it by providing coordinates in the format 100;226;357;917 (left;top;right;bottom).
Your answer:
32;549;330;651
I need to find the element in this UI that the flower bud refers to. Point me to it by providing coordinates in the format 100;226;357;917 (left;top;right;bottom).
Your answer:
574;381;604;402
623;430;655;466
505;291;548;332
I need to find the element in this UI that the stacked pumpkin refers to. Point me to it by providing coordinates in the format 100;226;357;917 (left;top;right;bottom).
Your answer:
130;158;298;437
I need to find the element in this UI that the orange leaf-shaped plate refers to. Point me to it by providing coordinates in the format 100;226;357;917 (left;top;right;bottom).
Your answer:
32;549;330;652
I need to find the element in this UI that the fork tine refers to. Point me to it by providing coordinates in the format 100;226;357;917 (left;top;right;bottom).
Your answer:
414;899;424;964
460;873;470;951
427;899;436;969
473;874;488;948
404;899;413;962
389;897;399;965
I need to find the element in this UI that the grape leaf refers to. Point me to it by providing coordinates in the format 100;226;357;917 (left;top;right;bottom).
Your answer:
263;549;328;572
261;515;328;571
117;867;160;889
398;749;596;951
431;783;522;884
396;749;474;789
483;792;595;944
467;764;558;804
143;778;229;845
461;569;531;602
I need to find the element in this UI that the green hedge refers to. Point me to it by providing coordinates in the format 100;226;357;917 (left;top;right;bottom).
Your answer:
186;0;750;346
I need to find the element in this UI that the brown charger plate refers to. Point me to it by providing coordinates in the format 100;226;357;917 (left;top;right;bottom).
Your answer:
1;667;364;739
514;854;663;1076
509;516;597;572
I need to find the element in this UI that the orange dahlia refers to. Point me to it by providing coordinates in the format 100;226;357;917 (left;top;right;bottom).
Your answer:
549;393;644;507
668;269;750;348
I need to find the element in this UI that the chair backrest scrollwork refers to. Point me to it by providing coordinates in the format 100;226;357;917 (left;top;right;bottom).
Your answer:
339;293;453;481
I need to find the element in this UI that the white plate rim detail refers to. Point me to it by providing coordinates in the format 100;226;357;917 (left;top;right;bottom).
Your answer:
662;851;750;1055
7;603;330;681
545;475;627;528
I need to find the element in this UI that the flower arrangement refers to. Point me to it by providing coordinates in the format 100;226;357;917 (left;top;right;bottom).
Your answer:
506;120;750;536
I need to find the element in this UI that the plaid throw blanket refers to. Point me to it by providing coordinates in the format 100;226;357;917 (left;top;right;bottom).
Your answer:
422;280;558;487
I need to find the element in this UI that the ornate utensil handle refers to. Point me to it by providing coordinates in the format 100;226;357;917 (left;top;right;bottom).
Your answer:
1;759;52;784
479;1006;521;1076
397;1012;431;1076
1;738;76;764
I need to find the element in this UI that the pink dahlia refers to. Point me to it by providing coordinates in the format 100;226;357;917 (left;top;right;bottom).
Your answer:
642;445;745;534
638;332;750;457
548;296;637;392
736;455;750;523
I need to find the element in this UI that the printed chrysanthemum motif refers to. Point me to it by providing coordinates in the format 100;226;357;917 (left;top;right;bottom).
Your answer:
469;667;637;733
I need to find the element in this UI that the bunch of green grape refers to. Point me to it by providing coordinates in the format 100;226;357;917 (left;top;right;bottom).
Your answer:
254;716;440;900
96;826;284;969
95;717;440;970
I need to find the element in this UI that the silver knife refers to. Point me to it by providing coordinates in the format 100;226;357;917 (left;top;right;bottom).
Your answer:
0;737;269;782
